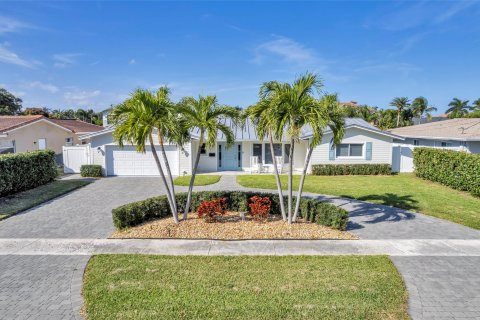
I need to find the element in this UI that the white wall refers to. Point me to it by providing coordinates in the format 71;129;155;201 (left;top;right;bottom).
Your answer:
309;128;393;170
193;141;218;173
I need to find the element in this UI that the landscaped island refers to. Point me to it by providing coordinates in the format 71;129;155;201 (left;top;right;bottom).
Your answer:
111;191;353;240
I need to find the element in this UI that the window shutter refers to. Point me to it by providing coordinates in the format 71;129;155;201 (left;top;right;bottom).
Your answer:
366;142;372;160
329;140;335;161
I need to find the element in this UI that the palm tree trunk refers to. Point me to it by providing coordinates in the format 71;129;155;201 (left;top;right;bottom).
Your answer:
269;132;286;221
293;145;313;222
396;110;401;127
183;131;204;220
149;134;179;223
158;132;177;214
287;138;295;224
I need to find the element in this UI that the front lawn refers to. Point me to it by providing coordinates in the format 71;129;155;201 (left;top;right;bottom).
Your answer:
236;174;480;229
0;179;90;220
83;255;408;320
174;175;221;186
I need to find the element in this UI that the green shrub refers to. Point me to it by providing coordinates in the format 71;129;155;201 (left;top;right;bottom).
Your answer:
0;150;57;197
413;148;480;197
80;165;103;177
311;164;392;175
112;191;349;231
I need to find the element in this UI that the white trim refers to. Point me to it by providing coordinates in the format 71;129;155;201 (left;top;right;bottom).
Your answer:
304;125;405;140
393;134;480;142
5;118;74;134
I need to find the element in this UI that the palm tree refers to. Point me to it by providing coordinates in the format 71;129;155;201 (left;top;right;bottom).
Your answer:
389;97;410;127
258;73;342;224
178;95;240;220
111;88;182;223
446;98;472;118
411;96;437;121
473;98;480;111
245;100;287;222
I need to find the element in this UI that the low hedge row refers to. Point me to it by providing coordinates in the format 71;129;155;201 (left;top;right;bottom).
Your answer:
80;165;103;177
413;147;480;197
311;164;392;175
0;150;57;197
112;191;349;231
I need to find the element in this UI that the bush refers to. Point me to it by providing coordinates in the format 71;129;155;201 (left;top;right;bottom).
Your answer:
413;148;480;197
197;198;227;222
248;196;271;221
80;165;103;177
0;150;57;197
311;164;392;175
112;190;349;231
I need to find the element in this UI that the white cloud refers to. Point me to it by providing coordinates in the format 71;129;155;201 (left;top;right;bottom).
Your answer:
129;59;136;64
28;81;59;93
0;16;31;34
0;43;35;68
64;89;101;105
53;53;82;68
434;1;476;23
252;36;317;66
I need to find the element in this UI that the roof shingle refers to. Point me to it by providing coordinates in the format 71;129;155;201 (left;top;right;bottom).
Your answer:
0;115;103;134
388;118;480;140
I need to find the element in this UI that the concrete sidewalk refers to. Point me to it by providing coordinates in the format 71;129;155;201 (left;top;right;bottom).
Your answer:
1;238;480;256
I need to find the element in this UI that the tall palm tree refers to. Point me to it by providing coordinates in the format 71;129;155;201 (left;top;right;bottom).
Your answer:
259;73;342;224
446;98;472;118
292;94;344;222
111;88;182;223
472;98;480;111
245;100;287;222
389;97;410;127
178;95;240;220
411;96;437;121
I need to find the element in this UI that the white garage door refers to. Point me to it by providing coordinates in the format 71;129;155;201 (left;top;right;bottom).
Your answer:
106;145;179;176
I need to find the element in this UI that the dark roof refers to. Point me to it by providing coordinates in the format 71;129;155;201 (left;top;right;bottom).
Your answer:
48;119;103;133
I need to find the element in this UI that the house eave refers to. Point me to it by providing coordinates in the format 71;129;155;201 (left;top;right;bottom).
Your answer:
393;134;480;142
301;125;405;140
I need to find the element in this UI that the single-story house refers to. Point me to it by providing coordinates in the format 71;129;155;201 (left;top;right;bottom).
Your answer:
388;118;480;172
0;115;103;162
72;118;403;176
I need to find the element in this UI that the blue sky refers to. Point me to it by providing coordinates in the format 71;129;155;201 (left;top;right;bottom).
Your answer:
0;1;479;113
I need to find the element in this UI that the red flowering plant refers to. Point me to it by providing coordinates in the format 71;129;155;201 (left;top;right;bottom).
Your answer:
196;198;227;222
248;196;271;222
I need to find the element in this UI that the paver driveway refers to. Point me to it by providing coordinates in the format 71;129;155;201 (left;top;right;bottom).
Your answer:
0;175;479;320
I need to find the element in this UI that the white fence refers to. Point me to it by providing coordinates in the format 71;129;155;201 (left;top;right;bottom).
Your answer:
63;145;90;173
392;144;415;173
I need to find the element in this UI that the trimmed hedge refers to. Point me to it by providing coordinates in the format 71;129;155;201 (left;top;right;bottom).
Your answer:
0;150;57;197
413;147;480;197
311;164;392;175
80;165;103;177
112;191;349;231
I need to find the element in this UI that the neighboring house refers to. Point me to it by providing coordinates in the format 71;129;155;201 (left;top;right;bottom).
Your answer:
388;118;480;172
72;118;402;176
0;115;103;162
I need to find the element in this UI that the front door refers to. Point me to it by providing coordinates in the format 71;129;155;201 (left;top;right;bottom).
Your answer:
218;142;241;170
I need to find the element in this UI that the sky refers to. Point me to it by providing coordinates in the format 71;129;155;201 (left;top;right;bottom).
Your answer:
0;1;479;113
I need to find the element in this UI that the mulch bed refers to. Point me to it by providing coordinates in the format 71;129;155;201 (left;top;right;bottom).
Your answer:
111;212;357;240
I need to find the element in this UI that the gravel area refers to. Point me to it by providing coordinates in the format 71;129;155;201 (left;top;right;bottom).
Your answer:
111;212;357;240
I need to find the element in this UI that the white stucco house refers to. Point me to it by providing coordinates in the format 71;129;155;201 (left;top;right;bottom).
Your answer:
66;118;403;176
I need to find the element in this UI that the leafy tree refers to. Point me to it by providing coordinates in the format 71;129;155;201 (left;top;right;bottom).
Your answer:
389;97;410;127
111;88;183;223
0;88;22;115
178;95;240;220
22;107;50;116
257;73;345;224
473;98;480;111
446;98;472;118
411;96;437;120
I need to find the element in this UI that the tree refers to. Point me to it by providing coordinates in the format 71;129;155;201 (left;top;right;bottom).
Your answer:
22;107;50;116
446;98;472;118
389;97;410;127
411;96;437;120
258;73;343;224
473;98;480;111
178;95;240;220
111;88;182;223
0;88;22;115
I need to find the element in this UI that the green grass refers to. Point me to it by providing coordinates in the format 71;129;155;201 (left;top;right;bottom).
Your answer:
0;179;90;219
236;174;480;230
174;175;221;186
83;255;408;320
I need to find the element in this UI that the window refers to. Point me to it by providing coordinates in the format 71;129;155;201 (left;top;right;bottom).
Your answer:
264;143;282;164
200;143;206;154
413;139;420;146
253;144;262;163
218;145;222;167
65;137;73;146
284;144;291;163
238;144;242;167
336;144;363;157
441;141;452;147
